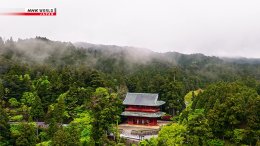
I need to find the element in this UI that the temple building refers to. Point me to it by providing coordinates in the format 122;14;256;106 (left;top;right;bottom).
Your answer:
121;93;165;126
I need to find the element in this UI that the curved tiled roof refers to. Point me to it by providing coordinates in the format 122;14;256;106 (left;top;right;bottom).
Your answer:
123;93;165;106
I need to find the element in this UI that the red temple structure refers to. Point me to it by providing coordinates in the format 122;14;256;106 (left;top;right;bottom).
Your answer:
121;93;165;126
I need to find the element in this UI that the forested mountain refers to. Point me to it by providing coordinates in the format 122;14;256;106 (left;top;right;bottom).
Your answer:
0;37;260;145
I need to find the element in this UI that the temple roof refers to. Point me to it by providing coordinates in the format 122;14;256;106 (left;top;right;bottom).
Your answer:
121;111;165;118
123;93;165;106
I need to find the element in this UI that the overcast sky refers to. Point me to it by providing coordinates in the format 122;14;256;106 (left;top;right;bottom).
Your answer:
1;0;260;58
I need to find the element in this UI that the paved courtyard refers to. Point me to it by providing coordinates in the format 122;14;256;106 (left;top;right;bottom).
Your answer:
119;120;171;140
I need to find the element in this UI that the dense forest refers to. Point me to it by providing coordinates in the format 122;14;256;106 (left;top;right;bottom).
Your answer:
0;37;259;146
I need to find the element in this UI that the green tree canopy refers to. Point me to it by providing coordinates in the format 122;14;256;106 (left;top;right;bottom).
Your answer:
15;123;36;146
192;82;260;145
158;123;187;146
0;105;11;146
87;87;122;145
30;94;44;121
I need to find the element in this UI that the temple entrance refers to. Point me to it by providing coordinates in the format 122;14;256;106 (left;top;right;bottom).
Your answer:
127;117;157;126
133;118;136;124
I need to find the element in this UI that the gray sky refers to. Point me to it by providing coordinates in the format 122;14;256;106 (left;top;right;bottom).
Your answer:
1;0;260;58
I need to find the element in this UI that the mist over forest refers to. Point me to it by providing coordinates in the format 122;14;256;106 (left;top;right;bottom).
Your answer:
1;36;260;71
0;37;260;145
1;37;260;84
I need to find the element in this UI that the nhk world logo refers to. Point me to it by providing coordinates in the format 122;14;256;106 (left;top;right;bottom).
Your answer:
0;8;57;16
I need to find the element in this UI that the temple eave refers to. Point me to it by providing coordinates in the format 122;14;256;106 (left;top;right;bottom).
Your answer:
121;111;165;118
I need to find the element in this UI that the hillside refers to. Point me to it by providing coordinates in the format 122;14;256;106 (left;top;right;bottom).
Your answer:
0;37;260;145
